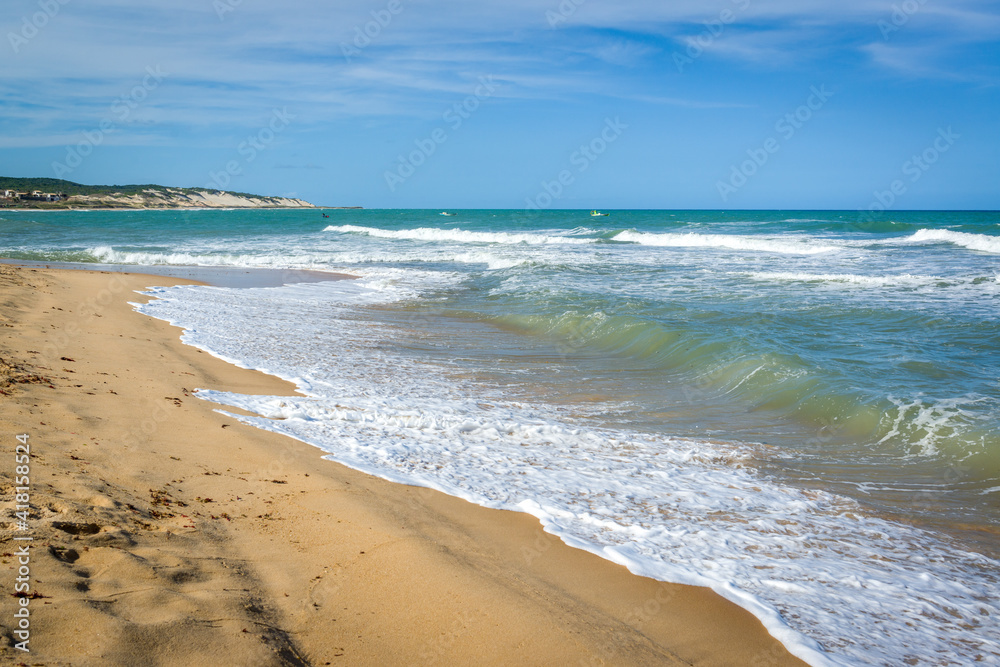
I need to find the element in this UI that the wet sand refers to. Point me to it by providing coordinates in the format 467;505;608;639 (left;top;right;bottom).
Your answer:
0;263;806;666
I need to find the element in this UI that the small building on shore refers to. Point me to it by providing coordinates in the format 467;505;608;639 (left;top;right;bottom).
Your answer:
15;191;66;201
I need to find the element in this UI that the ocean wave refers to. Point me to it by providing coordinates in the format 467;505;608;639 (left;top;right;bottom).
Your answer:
325;224;596;245
743;272;1000;294
610;230;840;255
490;306;1000;470
879;395;995;459
86;245;316;268
135;280;1000;667
905;229;1000;254
81;245;531;273
743;272;945;287
318;249;529;271
447;252;527;270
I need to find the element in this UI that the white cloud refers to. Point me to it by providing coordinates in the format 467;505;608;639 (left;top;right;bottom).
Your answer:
1;0;996;148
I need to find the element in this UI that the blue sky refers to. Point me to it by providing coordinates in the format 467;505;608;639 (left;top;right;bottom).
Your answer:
1;0;998;209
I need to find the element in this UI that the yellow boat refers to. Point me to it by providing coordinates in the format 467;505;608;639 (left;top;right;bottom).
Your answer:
590;210;609;217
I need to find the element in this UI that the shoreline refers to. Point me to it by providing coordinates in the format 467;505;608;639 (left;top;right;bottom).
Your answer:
1;206;362;212
0;264;806;665
0;259;357;289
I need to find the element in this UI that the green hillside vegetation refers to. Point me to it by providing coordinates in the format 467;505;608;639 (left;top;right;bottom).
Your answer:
0;176;264;200
0;176;296;208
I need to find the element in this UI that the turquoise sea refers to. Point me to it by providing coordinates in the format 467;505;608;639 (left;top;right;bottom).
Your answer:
3;208;999;665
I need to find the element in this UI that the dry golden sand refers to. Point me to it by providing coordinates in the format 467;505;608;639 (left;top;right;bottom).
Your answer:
0;264;807;666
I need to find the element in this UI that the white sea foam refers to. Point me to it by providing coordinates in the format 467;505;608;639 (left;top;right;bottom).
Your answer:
445;252;527;270
612;230;840;254
135;278;1000;667
87;245;320;268
86;245;526;272
879;396;989;458
325;224;595;245
743;272;943;287
904;229;1000;254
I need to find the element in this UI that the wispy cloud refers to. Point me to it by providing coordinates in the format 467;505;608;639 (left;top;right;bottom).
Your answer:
861;41;999;84
2;0;998;201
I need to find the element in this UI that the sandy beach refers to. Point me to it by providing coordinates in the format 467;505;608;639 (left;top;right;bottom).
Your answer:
0;263;805;666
